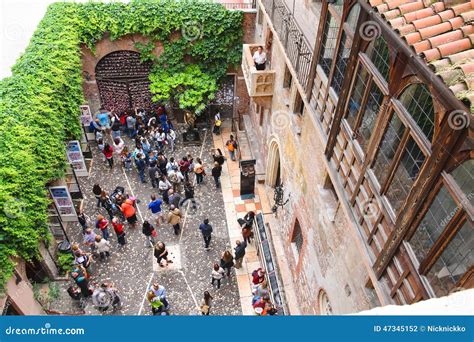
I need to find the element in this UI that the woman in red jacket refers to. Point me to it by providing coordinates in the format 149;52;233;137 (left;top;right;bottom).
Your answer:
112;217;126;246
96;214;110;241
103;143;114;168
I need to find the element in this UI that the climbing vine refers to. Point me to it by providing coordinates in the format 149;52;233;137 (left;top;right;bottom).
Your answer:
0;0;243;290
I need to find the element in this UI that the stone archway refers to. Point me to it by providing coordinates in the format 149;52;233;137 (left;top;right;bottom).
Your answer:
266;139;281;187
95;50;154;113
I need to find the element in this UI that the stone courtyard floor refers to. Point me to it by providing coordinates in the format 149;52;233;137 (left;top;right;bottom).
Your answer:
50;124;243;315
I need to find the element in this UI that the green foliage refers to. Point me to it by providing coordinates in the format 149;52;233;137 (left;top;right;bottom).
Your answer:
57;253;75;275
0;0;243;290
150;65;217;113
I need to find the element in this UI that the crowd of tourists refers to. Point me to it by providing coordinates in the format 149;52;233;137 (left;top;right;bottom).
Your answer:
67;105;275;315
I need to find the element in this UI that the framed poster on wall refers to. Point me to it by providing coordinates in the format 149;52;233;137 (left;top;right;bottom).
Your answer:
66;140;88;176
49;186;77;222
80;104;93;126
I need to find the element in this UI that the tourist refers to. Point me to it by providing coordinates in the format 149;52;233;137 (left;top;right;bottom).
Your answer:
93;184;103;208
158;176;172;204
178;157;190;182
103;143;114;168
148;161;160;188
113;137;125;156
234;240;247;269
83;228;97;253
112;217;126;246
154;241;172;267
169;189;182;209
199;218;213;250
200;291;213;315
142;220;156;247
78;209;89;234
95;235;111;261
252;268;266;286
211;263;225;289
167;205;182;235
73;250;92;275
126;114;137;138
157;153;168;176
220;250;234;277
239;211;255;244
135;153;147;183
211;161;222;188
100;191;115;220
96;214;110;241
253;45;267;70
213;112;222;135
71;267;90;298
149;283;170;309
96;107;111;131
121;146;132;171
155;128;166;151
148;195;164;226
120;198;138;229
212;148;225;166
111;112;122;140
181;182;197;210
166;157;179;174
147;291;164;315
253;280;270;299
166;128;176;152
225;135;238;161
103;282;122;311
168;168;184;193
194;157;205;184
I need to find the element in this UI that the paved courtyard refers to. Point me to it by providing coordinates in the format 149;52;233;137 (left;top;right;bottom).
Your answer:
51;125;242;315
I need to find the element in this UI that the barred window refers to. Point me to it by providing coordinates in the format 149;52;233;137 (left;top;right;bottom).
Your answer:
399;84;435;141
318;11;340;76
355;82;384;150
346;64;369;128
366;37;390;81
291;220;304;261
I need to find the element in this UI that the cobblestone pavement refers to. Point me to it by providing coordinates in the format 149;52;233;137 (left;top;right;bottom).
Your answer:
51;126;241;316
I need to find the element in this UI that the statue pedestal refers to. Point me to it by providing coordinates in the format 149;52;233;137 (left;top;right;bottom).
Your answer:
182;129;201;146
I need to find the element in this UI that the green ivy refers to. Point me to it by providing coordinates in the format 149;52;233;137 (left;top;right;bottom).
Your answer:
0;0;243;291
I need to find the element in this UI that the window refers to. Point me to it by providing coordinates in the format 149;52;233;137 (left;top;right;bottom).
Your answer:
283;64;292;89
399;84;435;141
318;290;333;315
346;65;369;128
294;91;304;115
257;7;263;25
385;137;426;213
366;37;390;81
409;186;459;262
372;112;406;187
330;4;361;94
291;220;304;262
318;10;341;76
355;83;384;149
451;160;474;206
426;220;474;297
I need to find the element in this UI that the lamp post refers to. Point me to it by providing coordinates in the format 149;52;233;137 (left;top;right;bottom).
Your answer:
272;184;290;215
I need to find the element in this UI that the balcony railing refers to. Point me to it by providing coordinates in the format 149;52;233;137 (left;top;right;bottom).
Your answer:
260;0;313;91
218;1;257;10
242;44;276;97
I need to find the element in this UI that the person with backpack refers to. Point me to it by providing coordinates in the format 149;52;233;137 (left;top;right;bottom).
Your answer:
158;176;172;204
211;263;225;289
199;219;213;250
93;184;103;208
181;182;197;210
212;148;225;166
148;161;160;188
213;112;222;135
154;241;172;267
167;205;182;236
211;162;222;189
142;220;156;247
226;135;238;161
111;112;122;140
96;214;110;241
194;158;205;185
112;217;126;246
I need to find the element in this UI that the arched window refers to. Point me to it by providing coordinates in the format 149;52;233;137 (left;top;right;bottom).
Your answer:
291;220;304;262
451;159;474;206
399;84;435;141
317;3;343;76
366;37;390;81
318;290;333;315
330;4;361;94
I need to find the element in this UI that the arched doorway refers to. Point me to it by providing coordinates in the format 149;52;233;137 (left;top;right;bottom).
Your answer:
95;50;155;113
266;139;281;187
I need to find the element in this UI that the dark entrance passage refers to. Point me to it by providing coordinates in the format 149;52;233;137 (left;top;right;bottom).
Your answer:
95;50;154;113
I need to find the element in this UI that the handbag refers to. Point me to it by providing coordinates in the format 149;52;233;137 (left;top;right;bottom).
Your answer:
151;229;157;237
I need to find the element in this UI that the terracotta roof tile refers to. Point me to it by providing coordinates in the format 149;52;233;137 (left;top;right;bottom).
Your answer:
370;0;474;112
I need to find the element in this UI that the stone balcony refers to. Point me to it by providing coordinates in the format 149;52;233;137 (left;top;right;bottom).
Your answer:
242;44;275;107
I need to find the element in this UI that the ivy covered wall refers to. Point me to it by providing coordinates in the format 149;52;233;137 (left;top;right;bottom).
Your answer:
0;0;243;290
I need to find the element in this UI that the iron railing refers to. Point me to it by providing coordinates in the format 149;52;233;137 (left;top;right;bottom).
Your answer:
218;1;257;10
261;0;313;91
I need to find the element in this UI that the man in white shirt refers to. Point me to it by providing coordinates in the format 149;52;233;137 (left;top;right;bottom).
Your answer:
253;46;267;70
